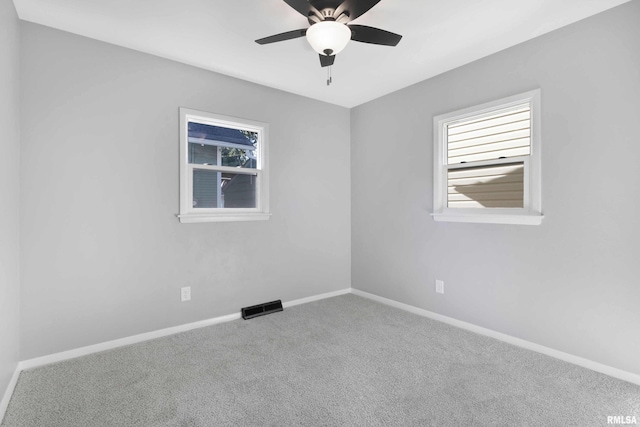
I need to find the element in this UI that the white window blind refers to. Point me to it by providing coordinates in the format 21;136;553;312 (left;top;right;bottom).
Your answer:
447;106;530;164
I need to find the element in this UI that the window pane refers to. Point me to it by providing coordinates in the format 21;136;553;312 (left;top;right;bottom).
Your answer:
221;172;257;208
221;148;257;168
193;169;220;208
188;121;257;169
192;170;257;209
448;162;524;208
189;143;218;166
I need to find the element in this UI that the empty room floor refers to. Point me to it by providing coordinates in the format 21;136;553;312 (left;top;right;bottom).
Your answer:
3;294;639;426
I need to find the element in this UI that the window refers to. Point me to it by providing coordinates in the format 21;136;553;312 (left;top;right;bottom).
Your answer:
432;89;542;225
178;108;269;223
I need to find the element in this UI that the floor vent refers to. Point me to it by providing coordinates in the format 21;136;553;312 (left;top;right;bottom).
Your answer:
241;300;283;320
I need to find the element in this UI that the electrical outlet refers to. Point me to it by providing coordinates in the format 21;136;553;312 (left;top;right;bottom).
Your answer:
435;280;444;294
181;286;191;302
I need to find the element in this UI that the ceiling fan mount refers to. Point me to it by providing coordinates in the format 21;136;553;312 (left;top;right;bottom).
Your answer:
256;0;402;69
315;8;344;21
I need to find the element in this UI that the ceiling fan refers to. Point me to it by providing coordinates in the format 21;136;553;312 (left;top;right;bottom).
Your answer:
256;0;402;68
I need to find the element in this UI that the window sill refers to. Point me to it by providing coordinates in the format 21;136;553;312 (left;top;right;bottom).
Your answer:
431;212;543;225
178;213;271;223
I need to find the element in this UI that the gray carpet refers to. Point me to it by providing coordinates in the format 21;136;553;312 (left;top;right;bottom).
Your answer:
3;294;639;426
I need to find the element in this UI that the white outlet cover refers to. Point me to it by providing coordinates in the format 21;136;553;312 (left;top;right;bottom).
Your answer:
435;280;444;294
181;286;191;302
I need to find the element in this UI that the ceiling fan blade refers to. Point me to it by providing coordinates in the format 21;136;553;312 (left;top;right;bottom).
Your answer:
348;24;402;46
319;54;335;67
335;0;381;21
255;29;307;45
283;0;319;18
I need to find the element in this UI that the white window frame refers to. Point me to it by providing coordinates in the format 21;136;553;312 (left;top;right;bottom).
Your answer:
432;89;543;225
178;108;270;223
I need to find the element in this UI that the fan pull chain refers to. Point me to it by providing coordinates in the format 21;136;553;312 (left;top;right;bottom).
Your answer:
327;66;333;86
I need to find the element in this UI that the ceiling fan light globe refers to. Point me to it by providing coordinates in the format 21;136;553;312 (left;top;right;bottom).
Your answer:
306;21;351;56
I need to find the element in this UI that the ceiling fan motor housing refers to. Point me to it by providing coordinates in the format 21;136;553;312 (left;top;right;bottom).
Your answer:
255;0;402;68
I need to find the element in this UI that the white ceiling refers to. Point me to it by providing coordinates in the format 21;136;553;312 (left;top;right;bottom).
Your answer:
13;0;630;108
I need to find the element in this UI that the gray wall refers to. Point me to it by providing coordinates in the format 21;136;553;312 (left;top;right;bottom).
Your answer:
19;23;351;360
0;0;21;398
351;1;640;375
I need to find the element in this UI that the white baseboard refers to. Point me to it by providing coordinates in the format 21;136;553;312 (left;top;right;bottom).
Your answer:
351;288;640;386
283;288;351;308
0;364;21;424
19;288;352;371
19;312;241;371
